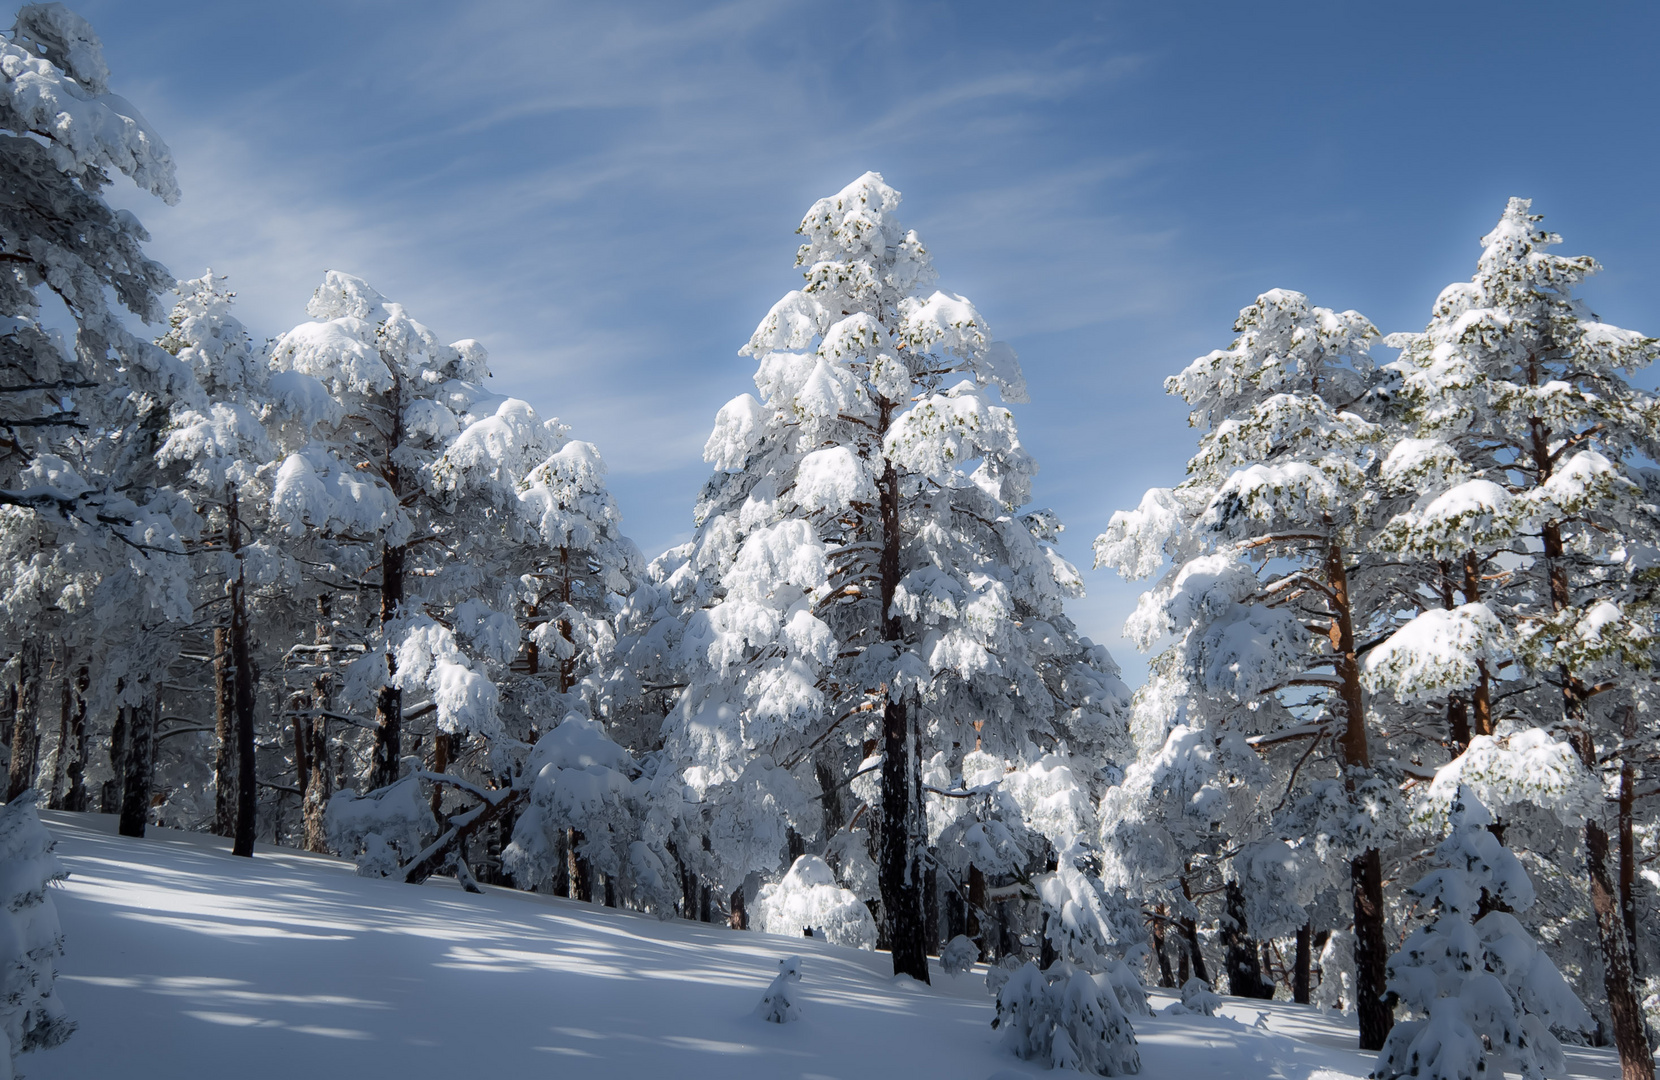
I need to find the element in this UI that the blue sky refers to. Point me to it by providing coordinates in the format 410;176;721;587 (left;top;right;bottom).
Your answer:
78;0;1660;682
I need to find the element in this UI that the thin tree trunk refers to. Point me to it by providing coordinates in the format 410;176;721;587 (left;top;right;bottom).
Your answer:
1152;908;1175;988
1324;537;1390;1050
118;696;157;838
212;624;236;837
1461;552;1493;737
1294;922;1312;1004
874;410;928;984
568;828;591;902
1223;879;1273;998
47;651;71;809
371;542;405;791
1617;705;1639;970
1180;916;1209;984
229;495;258;858
303;595;333;853
63;666;88;812
371;370;407;792
7;637;41;800
967;864;986;955
102;688;126;814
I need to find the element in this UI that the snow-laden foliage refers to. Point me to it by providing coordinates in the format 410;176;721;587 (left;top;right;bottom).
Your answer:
1374;791;1591;1080
753;855;876;949
0;796;73;1073
325;775;437;878
992;960;1141;1076
656;172;1130;966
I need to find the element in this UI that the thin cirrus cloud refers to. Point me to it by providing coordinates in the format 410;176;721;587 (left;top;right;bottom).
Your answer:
82;0;1660;684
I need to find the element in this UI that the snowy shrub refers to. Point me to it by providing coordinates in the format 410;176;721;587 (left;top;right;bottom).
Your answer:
1162;977;1221;1017
503;718;642;893
753;855;876;950
0;797;74;1073
755;955;802;1024
941;934;980;975
987;955;1023;998
326;775;436;877
992;961;1141;1076
1373;790;1591;1080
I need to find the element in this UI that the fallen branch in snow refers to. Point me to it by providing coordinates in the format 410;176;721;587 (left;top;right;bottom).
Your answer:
401;782;526;888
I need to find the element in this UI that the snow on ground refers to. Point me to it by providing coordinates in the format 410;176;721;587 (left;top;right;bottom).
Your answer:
27;812;1621;1079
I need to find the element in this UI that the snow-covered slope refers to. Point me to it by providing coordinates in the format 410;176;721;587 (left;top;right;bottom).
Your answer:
26;812;1620;1079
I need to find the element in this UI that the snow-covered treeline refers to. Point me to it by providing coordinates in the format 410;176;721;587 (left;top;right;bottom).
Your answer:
1095;200;1660;1078
1;5;1657;1080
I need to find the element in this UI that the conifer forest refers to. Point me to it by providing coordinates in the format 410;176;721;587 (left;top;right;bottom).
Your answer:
0;4;1657;1079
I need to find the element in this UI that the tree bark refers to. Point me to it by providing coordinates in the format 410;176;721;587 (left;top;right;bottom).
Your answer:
1223;879;1274;998
62;666;88;812
1294;921;1312;1004
7;637;41;801
371;542;405;791
1617;705;1639;970
1588;819;1653;1080
302;596;334;853
212;624;237;837
1152;908;1175;988
874;417;929;984
230;508;258;858
118;696;157;838
568;828;592;902
1530;407;1651;1079
1324;538;1391;1051
729;885;747;930
47;651;70;808
1180;915;1209;984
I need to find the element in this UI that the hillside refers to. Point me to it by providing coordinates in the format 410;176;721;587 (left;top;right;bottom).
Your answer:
22;812;1620;1080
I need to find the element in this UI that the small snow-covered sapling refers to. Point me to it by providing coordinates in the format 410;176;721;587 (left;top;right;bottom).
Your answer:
940;934;980;975
756;956;803;1024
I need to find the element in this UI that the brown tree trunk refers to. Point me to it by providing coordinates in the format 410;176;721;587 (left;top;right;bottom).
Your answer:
7;637;41;801
1461;552;1493;737
118;696;157;838
1223;879;1274;998
1530;402;1651;1078
1588;818;1653;1080
1617;705;1639;969
1325;538;1391;1050
729;885;747;930
212;624;237;837
874;411;928;984
1180;916;1209;984
1294;922;1312;1004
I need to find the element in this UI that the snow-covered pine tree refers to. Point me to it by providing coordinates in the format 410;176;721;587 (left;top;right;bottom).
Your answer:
1375;198;1659;1078
1373;789;1591;1080
0;4;201;838
153;272;289;855
269;272;503;806
1096;289;1402;1046
659;172;1128;979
